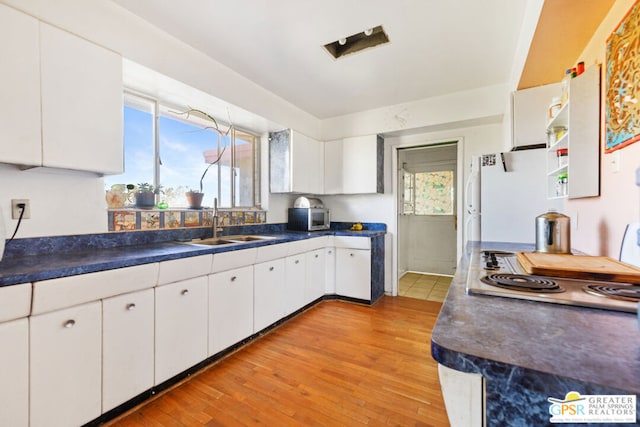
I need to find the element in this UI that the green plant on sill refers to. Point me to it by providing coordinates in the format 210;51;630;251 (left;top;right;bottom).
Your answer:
133;183;163;194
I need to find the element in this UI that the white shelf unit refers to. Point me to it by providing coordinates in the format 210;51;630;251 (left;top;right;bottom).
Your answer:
545;65;600;199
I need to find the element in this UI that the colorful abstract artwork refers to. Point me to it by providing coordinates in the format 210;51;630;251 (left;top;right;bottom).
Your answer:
606;0;640;153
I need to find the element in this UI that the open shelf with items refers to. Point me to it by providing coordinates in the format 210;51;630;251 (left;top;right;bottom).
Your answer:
545;65;600;200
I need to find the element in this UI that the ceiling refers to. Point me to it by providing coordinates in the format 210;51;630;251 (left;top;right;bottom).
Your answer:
112;0;614;120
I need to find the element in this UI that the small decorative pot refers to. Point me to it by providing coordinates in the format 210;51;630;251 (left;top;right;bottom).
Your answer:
186;192;204;209
135;192;156;209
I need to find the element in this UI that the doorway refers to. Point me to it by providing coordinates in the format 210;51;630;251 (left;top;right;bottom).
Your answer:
397;143;457;299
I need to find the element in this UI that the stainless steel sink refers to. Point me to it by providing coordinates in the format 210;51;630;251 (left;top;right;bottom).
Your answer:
188;235;277;246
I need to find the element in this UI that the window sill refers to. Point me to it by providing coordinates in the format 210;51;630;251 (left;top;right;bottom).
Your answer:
107;208;267;232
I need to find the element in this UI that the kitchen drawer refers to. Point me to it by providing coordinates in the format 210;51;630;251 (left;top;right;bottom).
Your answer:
31;263;159;315
212;248;257;273
0;283;31;322
255;243;289;263
157;254;213;285
286;236;328;255
334;236;371;250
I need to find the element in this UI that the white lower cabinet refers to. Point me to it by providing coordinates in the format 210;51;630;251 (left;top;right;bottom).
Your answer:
254;258;286;332
284;253;306;316
0;318;28;427
335;248;371;300
30;301;102;427
209;266;254;356
102;288;154;412
305;248;326;304
325;247;336;294
155;277;208;385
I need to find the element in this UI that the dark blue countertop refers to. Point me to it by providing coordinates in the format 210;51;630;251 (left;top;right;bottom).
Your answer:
431;242;640;426
0;223;385;287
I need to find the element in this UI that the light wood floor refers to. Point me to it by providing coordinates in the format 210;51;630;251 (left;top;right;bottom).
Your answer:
398;273;452;302
107;297;449;426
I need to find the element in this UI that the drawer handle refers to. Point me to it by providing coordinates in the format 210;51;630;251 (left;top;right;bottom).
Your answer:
231;276;237;282
181;289;189;296
269;266;274;271
350;253;355;257
295;260;300;264
63;319;76;329
126;303;136;311
315;254;319;258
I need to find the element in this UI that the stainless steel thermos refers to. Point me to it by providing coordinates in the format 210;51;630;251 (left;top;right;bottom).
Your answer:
535;210;571;254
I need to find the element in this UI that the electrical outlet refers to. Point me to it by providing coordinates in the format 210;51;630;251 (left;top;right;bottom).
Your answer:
11;199;30;220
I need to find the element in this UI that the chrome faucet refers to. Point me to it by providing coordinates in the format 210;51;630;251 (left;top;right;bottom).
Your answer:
212;197;223;238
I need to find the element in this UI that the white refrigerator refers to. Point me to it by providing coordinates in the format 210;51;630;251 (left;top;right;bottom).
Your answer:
466;149;560;244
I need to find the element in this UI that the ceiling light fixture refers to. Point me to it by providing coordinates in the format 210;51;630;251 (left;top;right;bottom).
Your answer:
323;25;389;60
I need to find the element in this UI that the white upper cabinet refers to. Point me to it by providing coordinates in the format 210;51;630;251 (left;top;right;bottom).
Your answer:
0;3;42;166
511;82;561;149
269;129;324;194
324;134;384;194
40;23;123;174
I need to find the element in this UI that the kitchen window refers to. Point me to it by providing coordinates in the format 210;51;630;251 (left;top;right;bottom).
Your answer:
105;93;260;209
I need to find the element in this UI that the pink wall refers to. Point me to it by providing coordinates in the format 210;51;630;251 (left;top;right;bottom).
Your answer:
567;0;640;257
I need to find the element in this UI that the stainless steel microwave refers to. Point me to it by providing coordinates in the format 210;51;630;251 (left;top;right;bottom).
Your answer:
287;208;330;231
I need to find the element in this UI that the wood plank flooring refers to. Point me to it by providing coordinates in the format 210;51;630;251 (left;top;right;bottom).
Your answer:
107;297;449;426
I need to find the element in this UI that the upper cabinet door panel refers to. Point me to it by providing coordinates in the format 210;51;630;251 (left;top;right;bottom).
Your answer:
0;4;42;166
40;23;123;174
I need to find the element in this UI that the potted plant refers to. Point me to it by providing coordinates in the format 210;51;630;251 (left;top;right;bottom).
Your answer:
178;108;232;209
133;182;161;209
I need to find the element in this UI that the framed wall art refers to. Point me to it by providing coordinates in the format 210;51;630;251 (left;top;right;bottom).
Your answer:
606;0;640;153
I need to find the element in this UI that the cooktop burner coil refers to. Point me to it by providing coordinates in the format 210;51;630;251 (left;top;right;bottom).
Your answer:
583;284;640;302
481;274;565;293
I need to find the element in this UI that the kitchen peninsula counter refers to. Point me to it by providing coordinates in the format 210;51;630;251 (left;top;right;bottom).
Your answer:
431;242;640;425
0;226;385;287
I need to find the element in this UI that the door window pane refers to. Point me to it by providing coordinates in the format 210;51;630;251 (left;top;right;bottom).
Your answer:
414;170;454;215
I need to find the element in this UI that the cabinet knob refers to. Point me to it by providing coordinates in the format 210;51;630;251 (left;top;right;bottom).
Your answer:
126;303;136;311
181;289;189;296
350;253;355;257
295;260;299;264
269;266;274;271
315;254;319;258
63;319;76;329
328;250;332;254
231;276;237;282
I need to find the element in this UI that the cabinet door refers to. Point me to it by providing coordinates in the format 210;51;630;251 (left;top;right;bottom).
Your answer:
335;248;371;300
209;266;254;356
324;139;344;194
155;277;208;385
254;258;286;332
342;135;383;194
305;248;326;304
325;247;336;294
0;4;41;166
291;131;324;194
512;83;561;148
103;288;154;412
0;318;28;427
30;301;102;427
284;253;306;315
40;23;123;174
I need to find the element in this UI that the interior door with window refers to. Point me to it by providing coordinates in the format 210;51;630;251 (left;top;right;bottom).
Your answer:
399;145;457;276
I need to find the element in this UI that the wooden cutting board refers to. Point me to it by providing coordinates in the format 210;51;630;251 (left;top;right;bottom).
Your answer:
516;252;640;283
